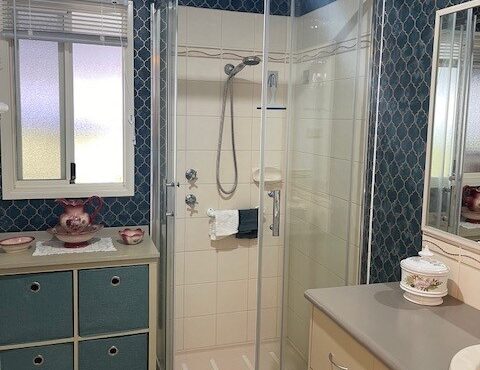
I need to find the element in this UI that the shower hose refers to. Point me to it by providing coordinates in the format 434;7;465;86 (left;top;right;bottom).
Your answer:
216;76;238;195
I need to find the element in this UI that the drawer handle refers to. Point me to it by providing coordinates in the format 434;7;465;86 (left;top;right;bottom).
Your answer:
329;353;348;370
30;282;41;293
108;346;119;356
33;354;44;366
111;276;121;286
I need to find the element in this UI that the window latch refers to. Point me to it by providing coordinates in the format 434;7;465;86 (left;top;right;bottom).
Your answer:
70;163;76;184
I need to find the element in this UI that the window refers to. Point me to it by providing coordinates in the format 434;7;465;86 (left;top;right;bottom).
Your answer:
0;0;134;199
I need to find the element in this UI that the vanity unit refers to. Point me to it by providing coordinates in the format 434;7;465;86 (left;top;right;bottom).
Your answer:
0;228;159;370
305;283;480;370
308;306;389;370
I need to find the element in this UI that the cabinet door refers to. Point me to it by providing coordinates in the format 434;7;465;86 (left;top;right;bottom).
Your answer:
309;308;374;370
78;265;149;336
0;272;73;345
79;334;148;370
0;343;73;370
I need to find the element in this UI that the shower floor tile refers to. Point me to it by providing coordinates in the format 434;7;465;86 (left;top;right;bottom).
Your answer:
175;341;306;370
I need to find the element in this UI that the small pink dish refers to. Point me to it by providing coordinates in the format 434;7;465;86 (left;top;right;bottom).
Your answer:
0;236;35;254
119;228;144;245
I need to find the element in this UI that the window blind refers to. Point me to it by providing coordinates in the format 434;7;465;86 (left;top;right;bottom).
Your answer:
0;0;129;46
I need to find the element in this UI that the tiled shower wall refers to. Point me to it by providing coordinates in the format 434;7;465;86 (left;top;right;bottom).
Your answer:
173;6;289;352
0;0;151;232
286;0;372;359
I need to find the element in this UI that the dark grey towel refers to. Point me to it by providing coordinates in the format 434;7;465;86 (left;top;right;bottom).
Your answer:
236;208;258;239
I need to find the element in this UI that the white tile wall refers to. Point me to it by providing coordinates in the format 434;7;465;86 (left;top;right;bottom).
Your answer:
175;6;287;353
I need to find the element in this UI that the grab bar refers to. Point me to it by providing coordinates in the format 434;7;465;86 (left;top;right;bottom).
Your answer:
268;190;280;236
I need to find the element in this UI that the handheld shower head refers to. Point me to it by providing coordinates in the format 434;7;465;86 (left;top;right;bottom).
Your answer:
224;55;261;78
242;55;261;66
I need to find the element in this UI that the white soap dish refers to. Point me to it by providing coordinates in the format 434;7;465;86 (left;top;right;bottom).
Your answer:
252;167;282;184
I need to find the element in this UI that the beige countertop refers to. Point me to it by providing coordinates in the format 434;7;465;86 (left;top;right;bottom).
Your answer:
305;283;480;370
0;227;159;274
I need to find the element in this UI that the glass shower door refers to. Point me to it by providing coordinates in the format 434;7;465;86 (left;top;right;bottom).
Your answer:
254;1;290;369
259;0;372;369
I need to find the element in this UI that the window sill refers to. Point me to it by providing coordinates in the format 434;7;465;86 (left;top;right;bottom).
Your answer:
2;182;134;200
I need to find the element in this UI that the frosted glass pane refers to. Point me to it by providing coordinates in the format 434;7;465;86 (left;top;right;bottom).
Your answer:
18;39;63;180
72;43;124;184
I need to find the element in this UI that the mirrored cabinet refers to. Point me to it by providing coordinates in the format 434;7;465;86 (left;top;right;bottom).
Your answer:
425;3;480;244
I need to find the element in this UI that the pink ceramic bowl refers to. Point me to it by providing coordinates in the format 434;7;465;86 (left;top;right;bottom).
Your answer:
48;224;103;248
119;228;144;245
0;236;35;254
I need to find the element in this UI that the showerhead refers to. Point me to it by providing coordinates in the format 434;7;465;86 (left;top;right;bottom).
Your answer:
224;55;261;78
242;55;261;66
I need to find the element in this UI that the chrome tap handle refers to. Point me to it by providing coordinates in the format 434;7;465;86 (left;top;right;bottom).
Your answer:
185;194;197;207
185;169;198;181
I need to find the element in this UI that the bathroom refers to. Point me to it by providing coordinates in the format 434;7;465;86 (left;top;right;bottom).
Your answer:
1;0;480;369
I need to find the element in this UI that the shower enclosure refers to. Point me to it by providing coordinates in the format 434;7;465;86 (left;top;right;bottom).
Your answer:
151;0;373;369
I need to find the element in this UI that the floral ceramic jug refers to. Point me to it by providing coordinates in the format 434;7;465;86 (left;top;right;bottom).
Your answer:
56;196;103;233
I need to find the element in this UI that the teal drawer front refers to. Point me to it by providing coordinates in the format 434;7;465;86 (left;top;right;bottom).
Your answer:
79;265;148;336
0;272;73;345
0;343;73;370
79;334;148;370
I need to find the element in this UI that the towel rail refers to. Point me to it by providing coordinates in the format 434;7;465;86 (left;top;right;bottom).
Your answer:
206;207;262;218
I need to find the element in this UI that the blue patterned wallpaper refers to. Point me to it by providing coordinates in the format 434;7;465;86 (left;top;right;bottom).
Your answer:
175;0;339;16
177;0;291;16
0;0;151;232
362;0;470;283
295;0;336;15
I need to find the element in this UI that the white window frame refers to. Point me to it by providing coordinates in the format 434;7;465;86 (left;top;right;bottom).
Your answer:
0;2;135;200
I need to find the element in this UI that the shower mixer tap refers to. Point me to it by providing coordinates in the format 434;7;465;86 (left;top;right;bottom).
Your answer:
185;169;198;181
185;194;197;207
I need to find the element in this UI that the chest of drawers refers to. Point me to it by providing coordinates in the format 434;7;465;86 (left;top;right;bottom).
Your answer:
0;228;159;370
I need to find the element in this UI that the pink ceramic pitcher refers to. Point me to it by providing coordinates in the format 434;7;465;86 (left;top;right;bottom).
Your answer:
56;196;103;233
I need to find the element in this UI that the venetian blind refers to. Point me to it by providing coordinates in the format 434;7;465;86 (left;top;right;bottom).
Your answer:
0;0;129;46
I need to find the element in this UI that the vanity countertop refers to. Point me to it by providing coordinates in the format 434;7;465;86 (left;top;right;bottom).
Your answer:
305;283;480;370
0;227;159;273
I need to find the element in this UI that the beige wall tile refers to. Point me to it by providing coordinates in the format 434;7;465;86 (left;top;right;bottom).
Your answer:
184;315;216;349
218;184;252;210
175;253;185;286
175;318;184;351
184;185;219;218
177;6;187;46
216;312;248;345
218;247;249;281
184;283;217;317
185;150;217;184
186;56;221;82
218;150;252;185
217;280;248;313
175;218;185;252
186;81;221;116
247;310;257;341
184;217;213;251
457;262;480;310
424;237;460;298
175;285;184;319
184;250;217;284
186;7;221;47
221;11;255;50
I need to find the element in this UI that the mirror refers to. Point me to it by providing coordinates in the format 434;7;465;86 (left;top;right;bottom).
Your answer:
426;3;480;241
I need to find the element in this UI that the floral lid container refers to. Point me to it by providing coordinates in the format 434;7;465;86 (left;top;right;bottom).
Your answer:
400;245;450;306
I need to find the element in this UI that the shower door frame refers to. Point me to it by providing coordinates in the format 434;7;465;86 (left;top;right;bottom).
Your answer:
150;1;178;370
